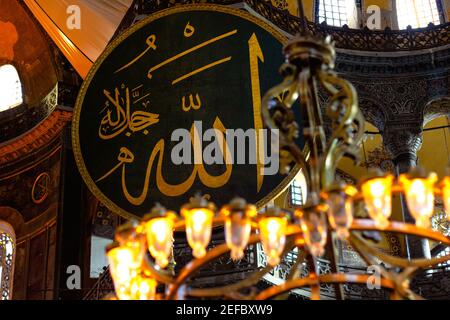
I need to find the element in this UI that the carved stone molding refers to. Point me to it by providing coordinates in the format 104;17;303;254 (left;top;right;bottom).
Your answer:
423;97;450;124
0;109;72;168
348;78;429;120
0;84;59;144
361;146;394;173
382;126;423;161
136;0;450;52
358;98;386;131
336;48;450;76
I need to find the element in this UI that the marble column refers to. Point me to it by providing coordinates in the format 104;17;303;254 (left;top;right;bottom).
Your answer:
383;125;431;259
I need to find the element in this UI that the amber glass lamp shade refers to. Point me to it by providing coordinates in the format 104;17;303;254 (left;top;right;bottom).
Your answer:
296;205;328;257
258;206;288;266
114;222;146;270
399;168;437;229
361;171;394;229
442;176;450;221
181;194;216;258
144;205;177;269
107;242;137;300
220;197;256;261
325;185;357;240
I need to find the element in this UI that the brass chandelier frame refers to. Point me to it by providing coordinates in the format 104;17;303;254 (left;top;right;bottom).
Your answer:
104;2;450;300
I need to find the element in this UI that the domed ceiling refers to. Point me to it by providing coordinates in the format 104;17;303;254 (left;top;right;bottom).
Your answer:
0;0;57;107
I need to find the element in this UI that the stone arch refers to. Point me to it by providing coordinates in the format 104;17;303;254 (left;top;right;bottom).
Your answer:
423;97;450;126
359;97;387;132
0;207;24;237
0;63;23;112
0;219;16;300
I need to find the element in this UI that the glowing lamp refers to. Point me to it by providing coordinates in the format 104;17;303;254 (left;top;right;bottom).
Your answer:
360;170;394;229
114;222;146;270
143;204;177;269
181;194;216;258
106;242;136;300
399;167;437;229
441;176;450;221
258;206;288;266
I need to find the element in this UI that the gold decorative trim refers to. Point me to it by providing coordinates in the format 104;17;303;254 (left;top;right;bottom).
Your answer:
72;4;300;220
31;172;51;204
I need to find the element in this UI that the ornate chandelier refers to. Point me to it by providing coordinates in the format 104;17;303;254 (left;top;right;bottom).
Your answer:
104;4;450;301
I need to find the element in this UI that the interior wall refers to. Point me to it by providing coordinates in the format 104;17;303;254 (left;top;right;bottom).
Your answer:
13;218;57;300
0;0;57;106
0;144;62;299
286;0;395;28
284;0;315;20
444;0;450;21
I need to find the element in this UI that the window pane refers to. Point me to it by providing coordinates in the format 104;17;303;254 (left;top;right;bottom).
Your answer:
90;235;113;278
0;65;23;112
317;0;350;27
397;0;441;29
0;231;15;300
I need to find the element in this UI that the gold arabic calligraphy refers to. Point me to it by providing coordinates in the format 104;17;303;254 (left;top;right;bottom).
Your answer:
99;87;159;140
97;117;232;205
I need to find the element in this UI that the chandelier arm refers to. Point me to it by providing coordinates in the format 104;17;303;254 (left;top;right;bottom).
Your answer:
350;219;450;244
186;264;273;298
349;233;448;300
167;231;303;300
254;273;396;300
347;232;407;289
166;231;301;300
350;232;450;269
319;72;361;133
260;67;298;134
273;248;308;300
260;66;311;182
299;68;325;201
187;238;298;299
387;266;424;300
310;280;321;300
318;71;364;189
141;254;175;284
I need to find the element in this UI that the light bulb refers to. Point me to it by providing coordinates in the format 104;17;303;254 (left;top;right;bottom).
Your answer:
107;243;137;300
400;170;437;229
361;175;394;229
146;217;174;268
221;198;256;261
181;195;215;258
259;216;287;266
114;222;145;269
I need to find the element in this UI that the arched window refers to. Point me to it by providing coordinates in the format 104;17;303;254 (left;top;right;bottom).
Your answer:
0;221;15;300
290;171;307;206
316;0;357;27
396;0;442;29
0;64;23;112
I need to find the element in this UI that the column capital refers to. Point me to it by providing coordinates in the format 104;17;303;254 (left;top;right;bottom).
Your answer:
382;125;423;163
